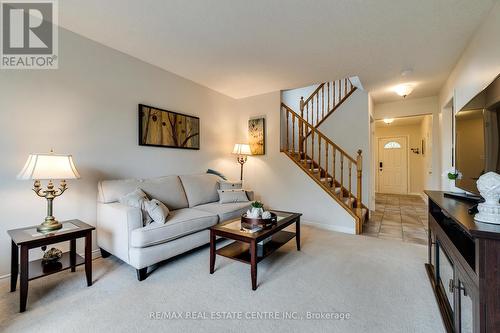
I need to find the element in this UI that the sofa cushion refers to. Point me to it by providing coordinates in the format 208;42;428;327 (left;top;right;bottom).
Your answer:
179;174;220;207
130;208;218;248
98;176;188;210
194;202;252;222
217;189;249;204
218;180;243;190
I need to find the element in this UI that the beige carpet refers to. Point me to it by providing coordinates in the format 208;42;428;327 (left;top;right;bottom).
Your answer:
0;225;444;333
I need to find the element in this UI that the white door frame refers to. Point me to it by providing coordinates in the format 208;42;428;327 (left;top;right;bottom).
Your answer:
375;135;410;194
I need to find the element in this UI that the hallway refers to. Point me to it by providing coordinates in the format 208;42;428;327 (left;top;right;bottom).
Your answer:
363;194;428;245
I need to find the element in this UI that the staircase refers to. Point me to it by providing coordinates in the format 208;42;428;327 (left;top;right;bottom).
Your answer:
280;78;367;234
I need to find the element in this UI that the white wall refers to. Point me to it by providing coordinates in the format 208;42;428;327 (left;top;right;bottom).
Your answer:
0;28;240;276
236;92;357;234
373;96;440;191
438;2;500;183
281;84;319;114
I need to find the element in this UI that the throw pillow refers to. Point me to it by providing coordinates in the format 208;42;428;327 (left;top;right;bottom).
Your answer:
144;199;170;224
218;189;249;204
218;180;243;190
206;169;227;180
118;188;152;225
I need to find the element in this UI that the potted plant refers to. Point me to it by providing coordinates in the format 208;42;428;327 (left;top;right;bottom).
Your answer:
443;168;463;193
250;201;264;217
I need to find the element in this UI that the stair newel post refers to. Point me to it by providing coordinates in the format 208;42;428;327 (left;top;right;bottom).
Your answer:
356;149;363;209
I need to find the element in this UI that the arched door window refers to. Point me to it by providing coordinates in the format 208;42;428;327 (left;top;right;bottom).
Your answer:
384;141;401;149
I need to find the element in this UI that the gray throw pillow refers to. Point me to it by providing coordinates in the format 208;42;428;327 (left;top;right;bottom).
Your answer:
218;180;243;190
118;188;152;225
144;199;170;224
218;189;249;204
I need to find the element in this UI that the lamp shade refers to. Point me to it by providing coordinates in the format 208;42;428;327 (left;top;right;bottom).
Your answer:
17;153;81;180
232;144;252;156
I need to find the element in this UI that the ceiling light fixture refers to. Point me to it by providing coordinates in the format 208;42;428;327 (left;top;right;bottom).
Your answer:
383;118;394;124
394;84;414;98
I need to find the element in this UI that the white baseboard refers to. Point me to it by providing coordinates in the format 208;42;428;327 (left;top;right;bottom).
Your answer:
302;220;355;235
0;249;102;280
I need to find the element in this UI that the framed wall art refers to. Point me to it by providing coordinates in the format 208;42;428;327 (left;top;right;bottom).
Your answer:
248;117;265;155
139;104;200;150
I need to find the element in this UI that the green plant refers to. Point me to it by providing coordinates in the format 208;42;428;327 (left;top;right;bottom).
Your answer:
251;201;264;209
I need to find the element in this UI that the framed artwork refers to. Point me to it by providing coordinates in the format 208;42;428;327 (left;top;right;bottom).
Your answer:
248;117;265;155
139;104;200;150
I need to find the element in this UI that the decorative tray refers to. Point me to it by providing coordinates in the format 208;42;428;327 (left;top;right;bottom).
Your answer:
241;212;278;229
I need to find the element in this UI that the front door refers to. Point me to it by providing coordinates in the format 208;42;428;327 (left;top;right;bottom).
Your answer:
378;137;408;194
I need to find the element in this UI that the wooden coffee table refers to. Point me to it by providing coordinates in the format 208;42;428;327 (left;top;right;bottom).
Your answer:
209;210;301;290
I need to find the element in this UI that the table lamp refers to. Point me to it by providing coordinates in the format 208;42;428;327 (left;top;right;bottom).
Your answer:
17;151;80;233
232;144;252;180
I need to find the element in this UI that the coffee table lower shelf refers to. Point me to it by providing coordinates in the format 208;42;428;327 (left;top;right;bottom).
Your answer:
216;230;295;264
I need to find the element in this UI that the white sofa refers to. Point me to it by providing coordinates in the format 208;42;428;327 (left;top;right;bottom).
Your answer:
96;174;253;280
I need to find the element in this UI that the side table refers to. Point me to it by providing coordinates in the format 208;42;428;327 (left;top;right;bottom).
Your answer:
7;219;95;312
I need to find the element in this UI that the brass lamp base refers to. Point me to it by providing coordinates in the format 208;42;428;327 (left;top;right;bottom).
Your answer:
33;179;67;233
37;220;63;233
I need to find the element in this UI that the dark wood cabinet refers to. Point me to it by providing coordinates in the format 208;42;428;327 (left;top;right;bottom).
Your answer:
425;191;500;332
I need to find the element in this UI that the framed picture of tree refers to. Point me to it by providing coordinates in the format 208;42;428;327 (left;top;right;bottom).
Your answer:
248;117;265;155
139;104;200;150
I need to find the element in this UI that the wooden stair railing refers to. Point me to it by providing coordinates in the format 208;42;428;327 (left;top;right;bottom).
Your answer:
299;78;357;142
281;102;367;233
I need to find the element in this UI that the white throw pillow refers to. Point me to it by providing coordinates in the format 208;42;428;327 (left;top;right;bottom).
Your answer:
218;189;249;204
145;199;170;224
218;180;243;190
118;188;152;225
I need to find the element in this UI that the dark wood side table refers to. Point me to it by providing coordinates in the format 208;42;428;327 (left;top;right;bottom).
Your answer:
8;219;95;312
210;210;301;290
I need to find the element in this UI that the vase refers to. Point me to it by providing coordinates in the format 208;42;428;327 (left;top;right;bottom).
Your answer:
251;207;264;217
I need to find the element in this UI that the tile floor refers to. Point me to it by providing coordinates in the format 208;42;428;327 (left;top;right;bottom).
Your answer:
363;193;428;245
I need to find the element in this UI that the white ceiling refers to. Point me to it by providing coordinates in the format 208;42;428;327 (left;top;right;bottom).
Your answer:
59;0;495;102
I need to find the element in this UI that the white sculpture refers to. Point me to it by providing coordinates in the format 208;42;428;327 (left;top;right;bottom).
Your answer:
261;211;272;219
474;172;500;224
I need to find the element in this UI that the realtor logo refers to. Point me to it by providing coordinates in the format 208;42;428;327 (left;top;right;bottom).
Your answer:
1;0;58;69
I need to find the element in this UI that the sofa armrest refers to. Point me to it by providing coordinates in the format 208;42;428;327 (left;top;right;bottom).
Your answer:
96;202;142;263
245;190;255;201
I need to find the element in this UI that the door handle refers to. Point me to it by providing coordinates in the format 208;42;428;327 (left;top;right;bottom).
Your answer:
379;161;383;171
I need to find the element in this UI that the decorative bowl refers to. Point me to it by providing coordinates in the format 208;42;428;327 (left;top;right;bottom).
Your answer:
241;212;277;229
42;247;63;264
